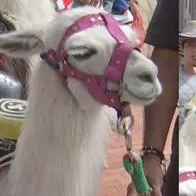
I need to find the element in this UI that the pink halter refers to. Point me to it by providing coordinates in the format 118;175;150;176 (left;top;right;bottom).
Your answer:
179;171;196;182
41;13;133;109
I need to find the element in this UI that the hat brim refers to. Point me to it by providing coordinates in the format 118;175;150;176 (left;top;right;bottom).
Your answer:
179;32;196;39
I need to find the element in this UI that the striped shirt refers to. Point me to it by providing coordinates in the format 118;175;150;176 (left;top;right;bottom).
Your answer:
179;64;196;127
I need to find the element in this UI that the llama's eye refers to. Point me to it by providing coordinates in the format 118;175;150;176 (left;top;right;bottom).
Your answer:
184;108;191;116
68;46;97;60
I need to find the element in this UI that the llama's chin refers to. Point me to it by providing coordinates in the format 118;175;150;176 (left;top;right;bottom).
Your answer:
121;89;157;106
179;179;196;196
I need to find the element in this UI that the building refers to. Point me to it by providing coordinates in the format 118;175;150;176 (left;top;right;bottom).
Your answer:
180;0;196;31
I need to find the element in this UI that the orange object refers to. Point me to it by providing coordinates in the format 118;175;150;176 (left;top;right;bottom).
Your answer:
130;3;145;48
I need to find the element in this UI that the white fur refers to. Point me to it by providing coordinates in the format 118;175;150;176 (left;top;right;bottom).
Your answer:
179;167;196;196
179;97;196;196
0;6;162;196
184;94;196;118
5;64;115;196
179;113;196;167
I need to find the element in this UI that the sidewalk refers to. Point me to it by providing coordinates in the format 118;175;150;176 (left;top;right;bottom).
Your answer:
98;105;175;196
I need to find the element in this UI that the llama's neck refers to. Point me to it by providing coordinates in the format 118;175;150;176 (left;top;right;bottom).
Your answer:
7;63;111;196
179;114;196;168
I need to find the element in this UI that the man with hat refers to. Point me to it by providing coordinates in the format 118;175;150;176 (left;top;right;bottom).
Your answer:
179;20;196;75
179;21;196;128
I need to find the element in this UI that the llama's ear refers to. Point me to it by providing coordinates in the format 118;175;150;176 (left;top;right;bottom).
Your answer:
0;30;45;58
192;93;196;104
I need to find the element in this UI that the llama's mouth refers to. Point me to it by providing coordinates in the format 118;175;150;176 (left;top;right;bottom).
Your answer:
122;84;157;102
125;89;155;101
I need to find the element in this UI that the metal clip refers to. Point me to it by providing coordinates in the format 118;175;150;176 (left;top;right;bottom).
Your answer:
124;113;134;152
125;129;132;152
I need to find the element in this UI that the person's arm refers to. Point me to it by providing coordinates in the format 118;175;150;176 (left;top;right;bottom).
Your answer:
140;48;178;196
143;48;178;152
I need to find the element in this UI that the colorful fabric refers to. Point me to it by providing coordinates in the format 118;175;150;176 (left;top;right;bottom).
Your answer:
53;0;72;11
130;3;145;46
112;0;130;15
112;0;145;47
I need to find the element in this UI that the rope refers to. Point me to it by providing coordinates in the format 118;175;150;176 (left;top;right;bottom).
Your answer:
119;104;152;195
123;129;152;195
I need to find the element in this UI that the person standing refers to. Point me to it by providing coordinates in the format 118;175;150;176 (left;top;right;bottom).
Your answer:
134;0;178;195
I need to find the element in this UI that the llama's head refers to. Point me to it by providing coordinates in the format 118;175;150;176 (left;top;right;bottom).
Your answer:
179;117;196;196
179;94;196;196
184;94;196;118
0;6;161;110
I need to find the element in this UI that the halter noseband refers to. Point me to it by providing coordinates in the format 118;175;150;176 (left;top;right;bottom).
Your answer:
179;171;196;182
41;13;133;109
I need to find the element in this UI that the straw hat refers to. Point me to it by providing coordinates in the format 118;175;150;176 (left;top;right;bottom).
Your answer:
179;20;196;56
180;20;196;39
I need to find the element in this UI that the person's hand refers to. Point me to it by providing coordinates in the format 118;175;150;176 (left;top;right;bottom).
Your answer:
127;183;138;196
142;154;164;196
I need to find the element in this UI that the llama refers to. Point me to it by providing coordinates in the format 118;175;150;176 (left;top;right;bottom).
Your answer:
183;94;196;118
179;96;196;196
0;0;56;98
0;6;162;196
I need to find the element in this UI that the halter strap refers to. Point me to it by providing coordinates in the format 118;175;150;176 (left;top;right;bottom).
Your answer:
179;171;196;182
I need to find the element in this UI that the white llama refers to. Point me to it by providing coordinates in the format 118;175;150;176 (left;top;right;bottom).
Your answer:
179;96;196;196
183;95;196;118
0;0;56;98
0;6;162;196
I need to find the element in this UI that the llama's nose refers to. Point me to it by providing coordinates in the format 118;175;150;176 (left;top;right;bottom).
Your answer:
137;73;153;83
